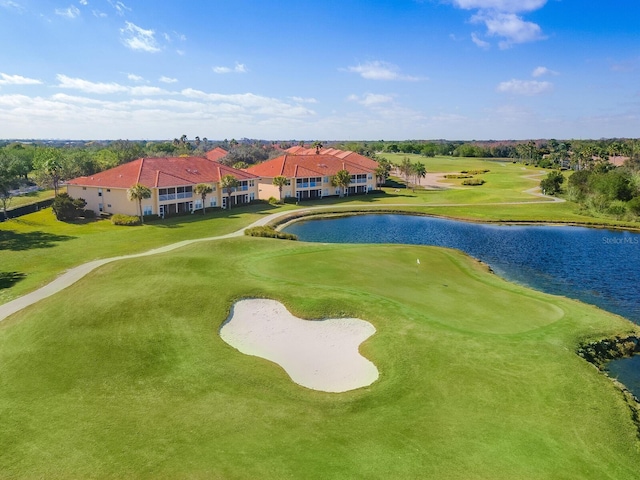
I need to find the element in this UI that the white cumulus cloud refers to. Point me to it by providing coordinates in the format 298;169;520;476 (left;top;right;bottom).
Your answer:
532;66;558;77
451;0;547;48
472;12;545;49
345;61;422;81
159;76;178;84
57;74;128;94
120;21;160;53
471;32;490;49
0;73;43;85
0;1;26;13
213;63;248;74
109;0;130;16
55;5;80;18
497;79;553;95
348;93;395;106
451;0;547;13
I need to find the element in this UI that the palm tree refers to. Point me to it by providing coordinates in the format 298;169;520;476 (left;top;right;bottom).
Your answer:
374;159;391;187
413;162;427;190
194;183;213;214
331;169;351;197
220;174;240;210
312;141;323;154
126;183;151;224
272;175;288;204
44;157;62;196
399;157;413;188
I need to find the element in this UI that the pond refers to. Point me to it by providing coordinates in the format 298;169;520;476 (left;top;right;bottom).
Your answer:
284;214;640;394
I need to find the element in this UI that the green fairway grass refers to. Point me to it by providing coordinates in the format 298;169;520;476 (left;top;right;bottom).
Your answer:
0;202;294;304
0;237;639;478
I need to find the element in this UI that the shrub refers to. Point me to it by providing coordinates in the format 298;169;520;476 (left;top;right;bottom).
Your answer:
82;209;96;219
540;171;564;196
607;202;627;220
462;178;485;186
244;226;297;240
444;174;472;179
627;197;640;217
460;169;490;175
268;196;279;205
588;170;634;202
585;194;610;214
111;214;141;226
51;193;87;221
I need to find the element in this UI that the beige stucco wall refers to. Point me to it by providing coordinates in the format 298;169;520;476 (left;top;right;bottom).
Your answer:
69;178;260;216
67;185;145;216
256;177;298;201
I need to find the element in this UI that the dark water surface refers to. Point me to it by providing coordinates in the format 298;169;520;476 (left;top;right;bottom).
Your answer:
284;214;640;393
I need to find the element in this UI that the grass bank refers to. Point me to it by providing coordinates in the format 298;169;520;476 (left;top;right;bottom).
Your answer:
0;237;638;478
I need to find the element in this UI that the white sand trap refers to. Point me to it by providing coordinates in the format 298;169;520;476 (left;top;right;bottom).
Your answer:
220;299;379;393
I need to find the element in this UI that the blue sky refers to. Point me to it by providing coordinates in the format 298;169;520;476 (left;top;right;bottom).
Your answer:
0;0;638;140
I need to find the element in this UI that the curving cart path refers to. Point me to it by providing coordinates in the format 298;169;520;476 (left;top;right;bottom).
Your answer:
0;186;563;323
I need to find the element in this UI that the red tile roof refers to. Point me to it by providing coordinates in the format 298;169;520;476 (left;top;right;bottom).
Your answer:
245;153;377;178
67;156;256;189
609;156;630;167
205;147;229;162
283;146;378;169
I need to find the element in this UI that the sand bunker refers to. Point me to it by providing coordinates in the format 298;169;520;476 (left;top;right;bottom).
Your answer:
220;299;379;393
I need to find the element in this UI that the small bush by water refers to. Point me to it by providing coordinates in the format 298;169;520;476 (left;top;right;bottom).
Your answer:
244;226;297;240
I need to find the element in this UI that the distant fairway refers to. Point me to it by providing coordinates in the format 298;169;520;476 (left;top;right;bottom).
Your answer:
1;237;639;478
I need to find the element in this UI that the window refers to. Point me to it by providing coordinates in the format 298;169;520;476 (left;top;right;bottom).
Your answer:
210;198;217;207
82;187;87;190
98;188;102;197
107;204;112;208
143;206;152;215
98;203;103;212
249;180;255;187
194;200;202;209
106;189;111;192
249;192;255;201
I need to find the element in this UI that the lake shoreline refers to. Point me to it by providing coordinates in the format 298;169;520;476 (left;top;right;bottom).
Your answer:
271;207;640;233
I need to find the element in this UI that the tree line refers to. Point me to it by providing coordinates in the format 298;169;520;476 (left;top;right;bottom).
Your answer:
540;155;640;221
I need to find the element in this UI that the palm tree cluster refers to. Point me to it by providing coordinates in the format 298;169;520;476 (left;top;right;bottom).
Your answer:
398;157;427;191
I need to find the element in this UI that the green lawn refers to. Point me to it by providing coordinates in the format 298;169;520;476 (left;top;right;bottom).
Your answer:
1;238;638;478
0;202;294;305
7;188;56;209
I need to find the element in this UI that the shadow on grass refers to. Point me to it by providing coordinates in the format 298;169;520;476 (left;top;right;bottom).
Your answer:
0;271;26;289
147;202;284;228
0;230;76;251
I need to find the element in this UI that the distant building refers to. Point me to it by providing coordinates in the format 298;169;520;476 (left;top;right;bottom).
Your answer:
67;156;258;217
246;149;378;201
205;147;229;162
